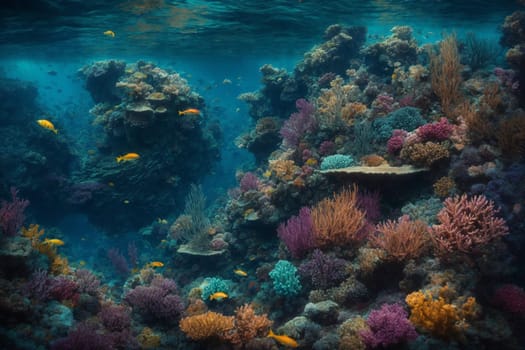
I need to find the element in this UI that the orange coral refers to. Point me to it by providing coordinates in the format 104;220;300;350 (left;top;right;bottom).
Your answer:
370;215;429;262
430;34;463;118
360;154;386;167
406;288;478;339
223;304;273;345
179;311;234;340
311;186;366;248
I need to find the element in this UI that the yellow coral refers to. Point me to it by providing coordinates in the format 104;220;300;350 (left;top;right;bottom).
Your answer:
179;311;234;340
338;316;368;350
405;289;478;339
22;224;45;248
137;327;161;349
400;141;450;167
50;255;70;275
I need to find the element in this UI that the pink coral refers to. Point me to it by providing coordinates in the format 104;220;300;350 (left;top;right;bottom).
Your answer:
430;194;509;254
416;117;454;142
493;284;525;314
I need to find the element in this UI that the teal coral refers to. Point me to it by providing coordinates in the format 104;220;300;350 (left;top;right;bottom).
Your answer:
320;154;355;170
201;277;231;300
373;107;426;141
269;260;302;297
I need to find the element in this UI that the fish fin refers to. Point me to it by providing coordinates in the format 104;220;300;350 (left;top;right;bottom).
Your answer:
178;111;183;115
116;157;121;163
268;329;274;337
53;129;58;134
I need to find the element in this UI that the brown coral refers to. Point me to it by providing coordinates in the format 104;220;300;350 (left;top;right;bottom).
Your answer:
497;114;525;160
400;141;450;167
433;176;455;198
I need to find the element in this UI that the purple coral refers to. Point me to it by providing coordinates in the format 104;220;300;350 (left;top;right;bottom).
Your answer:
416;117;453;142
298;249;348;289
49;276;80;302
24;269;53;301
99;304;132;332
240;172;260;192
277;207;315;258
107;248;130;276
74;269;101;295
0;187;30;237
280;98;317;148
125;276;184;322
51;323;113;350
359;303;418;348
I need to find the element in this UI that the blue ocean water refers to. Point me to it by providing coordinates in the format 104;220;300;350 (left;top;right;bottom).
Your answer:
1;1;524;349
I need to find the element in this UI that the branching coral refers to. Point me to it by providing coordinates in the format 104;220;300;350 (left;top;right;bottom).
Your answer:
430;194;509;254
311;186;366;248
370;215;429;262
430;34;463;117
223;304;273;345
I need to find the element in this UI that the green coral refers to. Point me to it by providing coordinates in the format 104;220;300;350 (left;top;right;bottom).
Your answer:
269;260;302;297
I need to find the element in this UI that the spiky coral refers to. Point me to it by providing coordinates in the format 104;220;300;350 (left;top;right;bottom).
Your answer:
223;304;273;345
311;186;366;248
370;215;429;262
430;194;509;254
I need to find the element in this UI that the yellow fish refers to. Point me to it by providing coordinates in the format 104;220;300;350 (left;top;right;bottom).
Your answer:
108;182;115;187
79;260;86;266
147;261;164;268
123;200;130;204
103;30;115;37
209;292;228;301
234;269;248;277
268;330;298;348
178;108;200;116
157;218;168;225
43;238;65;246
37;119;58;134
116;153;140;163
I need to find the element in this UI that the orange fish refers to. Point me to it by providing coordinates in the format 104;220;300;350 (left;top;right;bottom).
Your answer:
116;153;140;163
178;108;200;116
37;119;58;134
268;329;298;348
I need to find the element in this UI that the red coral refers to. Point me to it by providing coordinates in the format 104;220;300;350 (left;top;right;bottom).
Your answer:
430;194;509;254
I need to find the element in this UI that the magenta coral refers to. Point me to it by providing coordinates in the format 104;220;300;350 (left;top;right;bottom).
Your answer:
279;98;317;148
493;284;525;315
99;304;132;332
430;194;509;254
0;187;30;237
277;207;315;258
387;129;407;154
416;117;454;142
360;303;418;348
240;172;260;192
